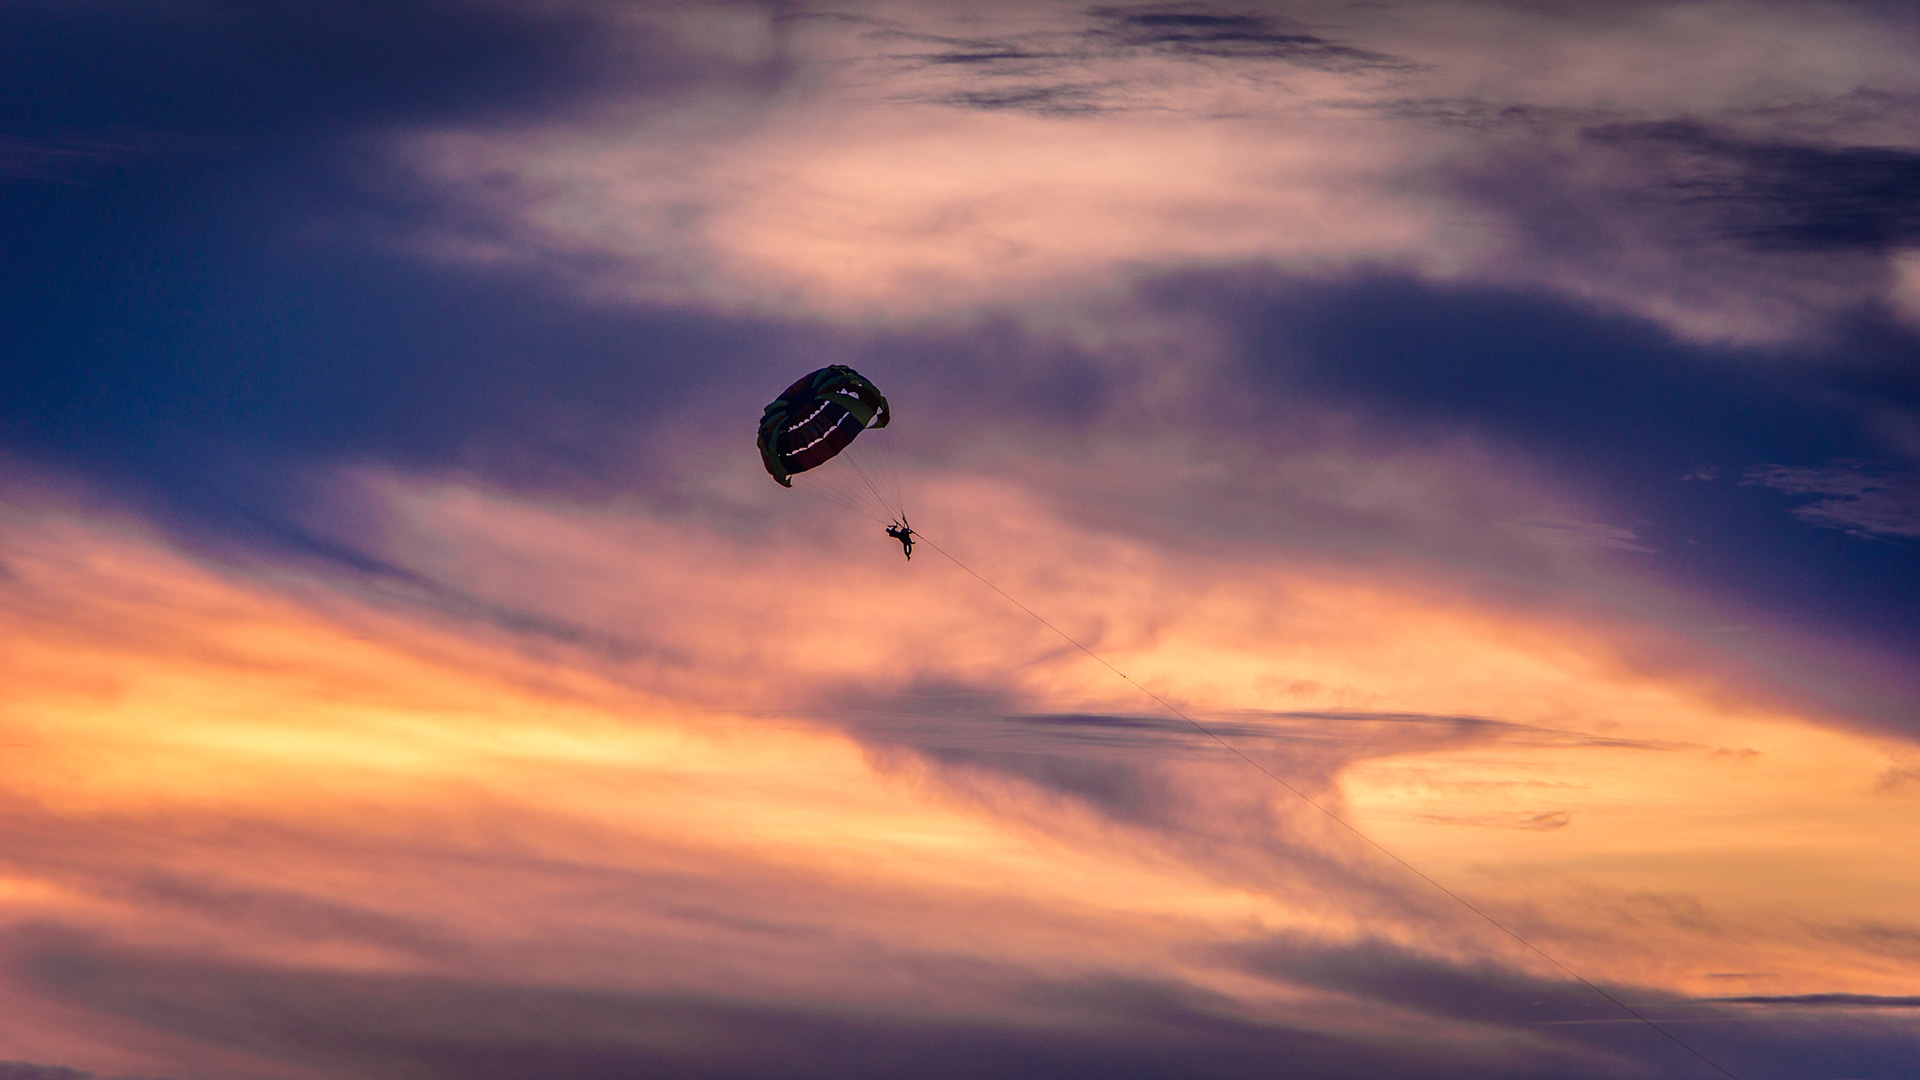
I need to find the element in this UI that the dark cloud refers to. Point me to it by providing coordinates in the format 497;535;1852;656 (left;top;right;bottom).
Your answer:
869;705;1686;777
845;704;1682;919
1707;993;1920;1007
11;918;1919;1080
1403;107;1920;359
1231;934;1621;1028
922;742;1207;827
876;26;1063;69
1743;462;1920;539
1087;5;1402;69
1585;121;1920;253
938;84;1110;113
0;1065;98;1080
0;1065;165;1080
889;3;1404;113
910;47;1060;66
0;922;1758;1080
0;925;1514;1080
1384;95;1920;256
1412;113;1920;355
888;38;1116;113
1228;934;1920;1080
1379;98;1612;134
844;707;1544;926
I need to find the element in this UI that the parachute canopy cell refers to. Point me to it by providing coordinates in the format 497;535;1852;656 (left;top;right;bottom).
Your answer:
757;365;891;487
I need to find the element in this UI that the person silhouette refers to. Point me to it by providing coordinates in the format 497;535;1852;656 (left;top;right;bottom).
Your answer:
885;522;914;559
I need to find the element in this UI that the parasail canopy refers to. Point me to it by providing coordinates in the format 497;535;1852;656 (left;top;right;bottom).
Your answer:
757;365;891;487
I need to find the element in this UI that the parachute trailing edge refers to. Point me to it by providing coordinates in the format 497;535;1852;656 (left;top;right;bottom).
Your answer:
757;365;891;487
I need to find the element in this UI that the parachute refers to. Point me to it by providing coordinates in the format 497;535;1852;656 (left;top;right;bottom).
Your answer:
757;365;905;525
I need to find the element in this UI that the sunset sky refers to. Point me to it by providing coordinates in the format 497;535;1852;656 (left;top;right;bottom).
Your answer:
3;2;1919;1078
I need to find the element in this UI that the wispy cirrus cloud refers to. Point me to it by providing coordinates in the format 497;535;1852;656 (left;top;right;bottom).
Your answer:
1744;462;1920;538
0;1062;156;1080
1708;992;1920;1007
0;135;142;182
1084;5;1404;69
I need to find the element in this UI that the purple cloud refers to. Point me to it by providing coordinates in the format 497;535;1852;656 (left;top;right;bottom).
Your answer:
1743;463;1920;538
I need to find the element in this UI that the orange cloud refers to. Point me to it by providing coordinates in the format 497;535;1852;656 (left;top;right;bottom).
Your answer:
0;475;1914;1075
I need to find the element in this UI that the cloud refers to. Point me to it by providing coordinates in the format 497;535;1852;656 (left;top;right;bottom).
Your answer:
0;1062;162;1080
0;135;149;183
1743;462;1920;538
0;1064;101;1080
1508;520;1654;553
367;0;1920;342
1085;5;1403;69
8;920;1919;1080
1595;121;1920;253
938;83;1111;114
0;925;1644;1080
1877;762;1920;793
6;5;1920;1075
1705;993;1920;1007
2;473;1920;1077
1415;810;1570;830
